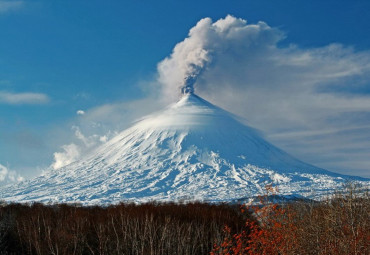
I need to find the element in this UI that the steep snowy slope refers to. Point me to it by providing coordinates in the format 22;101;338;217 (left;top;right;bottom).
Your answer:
1;93;368;204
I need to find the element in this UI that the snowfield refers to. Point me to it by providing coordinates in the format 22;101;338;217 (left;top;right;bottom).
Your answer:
1;93;368;204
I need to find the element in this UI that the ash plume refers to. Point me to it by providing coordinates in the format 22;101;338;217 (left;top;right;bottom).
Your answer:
157;15;280;100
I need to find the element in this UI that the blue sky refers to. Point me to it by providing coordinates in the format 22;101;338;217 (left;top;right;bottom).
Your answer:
1;0;370;182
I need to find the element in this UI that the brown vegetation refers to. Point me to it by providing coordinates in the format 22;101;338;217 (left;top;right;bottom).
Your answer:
212;184;369;255
0;184;368;254
0;202;248;255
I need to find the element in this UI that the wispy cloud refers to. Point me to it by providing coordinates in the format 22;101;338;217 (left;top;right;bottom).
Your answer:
76;110;85;115
0;91;50;104
50;97;163;170
0;163;24;184
51;143;81;170
0;0;24;14
51;126;114;170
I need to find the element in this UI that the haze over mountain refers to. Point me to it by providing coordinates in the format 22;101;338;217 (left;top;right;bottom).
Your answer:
1;92;368;204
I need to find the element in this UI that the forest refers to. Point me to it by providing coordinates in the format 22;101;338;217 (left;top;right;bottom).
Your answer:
0;184;368;255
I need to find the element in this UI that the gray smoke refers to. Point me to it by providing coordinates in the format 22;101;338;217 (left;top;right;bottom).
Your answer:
157;15;281;100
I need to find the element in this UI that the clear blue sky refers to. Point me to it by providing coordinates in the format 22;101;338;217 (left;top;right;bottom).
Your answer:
1;0;370;180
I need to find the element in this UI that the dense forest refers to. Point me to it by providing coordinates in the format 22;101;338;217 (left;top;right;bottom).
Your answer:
0;184;368;255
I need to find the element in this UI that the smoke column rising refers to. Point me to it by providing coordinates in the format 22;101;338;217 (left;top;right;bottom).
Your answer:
157;15;280;100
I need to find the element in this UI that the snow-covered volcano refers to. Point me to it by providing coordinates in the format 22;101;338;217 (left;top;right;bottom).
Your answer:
1;93;368;204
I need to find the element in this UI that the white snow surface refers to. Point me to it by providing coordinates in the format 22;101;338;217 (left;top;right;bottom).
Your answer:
1;94;368;204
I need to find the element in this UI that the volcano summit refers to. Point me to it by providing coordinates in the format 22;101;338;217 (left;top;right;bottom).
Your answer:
1;93;368;204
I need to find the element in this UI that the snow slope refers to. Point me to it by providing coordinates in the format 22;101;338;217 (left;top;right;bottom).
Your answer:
1;93;368;204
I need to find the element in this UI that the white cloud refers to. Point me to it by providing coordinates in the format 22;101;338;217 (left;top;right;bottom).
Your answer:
155;15;370;177
50;97;164;171
72;125;101;148
99;135;108;143
0;91;50;104
0;164;7;181
51;143;80;170
51;125;119;170
0;163;24;184
0;1;23;13
76;110;85;115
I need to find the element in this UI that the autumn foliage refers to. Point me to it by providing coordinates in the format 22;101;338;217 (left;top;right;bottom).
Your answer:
0;184;368;254
212;184;369;255
0;202;248;255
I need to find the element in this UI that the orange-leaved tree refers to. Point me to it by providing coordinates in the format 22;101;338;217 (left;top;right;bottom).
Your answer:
211;185;300;255
212;183;369;255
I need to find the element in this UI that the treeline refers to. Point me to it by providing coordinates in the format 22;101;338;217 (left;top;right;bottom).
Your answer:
0;202;248;255
0;184;369;255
